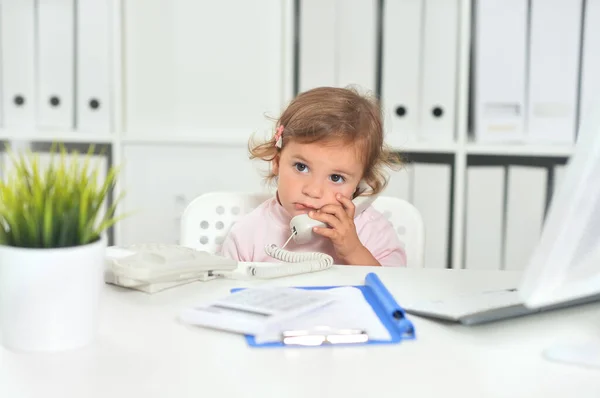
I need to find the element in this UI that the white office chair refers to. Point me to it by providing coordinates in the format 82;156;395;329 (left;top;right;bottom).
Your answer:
180;192;425;267
369;197;425;268
179;192;271;254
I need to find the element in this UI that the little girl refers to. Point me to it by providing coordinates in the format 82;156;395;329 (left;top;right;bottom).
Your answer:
220;86;406;267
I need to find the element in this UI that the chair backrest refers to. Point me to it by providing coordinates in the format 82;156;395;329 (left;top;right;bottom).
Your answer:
370;196;425;268
179;192;272;254
180;192;425;267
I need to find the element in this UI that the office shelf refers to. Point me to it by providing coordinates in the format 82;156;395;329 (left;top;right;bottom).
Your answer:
0;130;114;144
466;143;574;157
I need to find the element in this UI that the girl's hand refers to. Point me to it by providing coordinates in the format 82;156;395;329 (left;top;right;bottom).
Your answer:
309;194;380;266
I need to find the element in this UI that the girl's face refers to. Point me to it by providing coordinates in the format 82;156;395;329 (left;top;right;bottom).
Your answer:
272;140;365;217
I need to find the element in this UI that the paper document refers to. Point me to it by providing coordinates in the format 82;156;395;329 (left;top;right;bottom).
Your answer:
254;287;391;344
179;287;336;335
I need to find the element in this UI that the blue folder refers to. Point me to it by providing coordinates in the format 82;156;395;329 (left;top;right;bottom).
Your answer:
231;272;416;348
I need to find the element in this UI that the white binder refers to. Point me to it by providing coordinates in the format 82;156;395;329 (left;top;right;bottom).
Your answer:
474;0;528;143
385;164;415;202
579;0;600;129
526;0;583;144
0;142;27;178
37;0;75;130
412;163;451;268
504;166;548;271
380;0;423;145
76;0;111;133
553;164;567;197
337;0;377;93
464;166;505;270
419;0;458;142
0;0;36;128
298;0;337;91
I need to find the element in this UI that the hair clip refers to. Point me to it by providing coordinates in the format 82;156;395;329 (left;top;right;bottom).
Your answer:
274;125;284;149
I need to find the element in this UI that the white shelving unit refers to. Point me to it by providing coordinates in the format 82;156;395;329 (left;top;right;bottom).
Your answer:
0;0;576;270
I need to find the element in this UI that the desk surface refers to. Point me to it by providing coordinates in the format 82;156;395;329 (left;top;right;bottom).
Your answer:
1;267;600;398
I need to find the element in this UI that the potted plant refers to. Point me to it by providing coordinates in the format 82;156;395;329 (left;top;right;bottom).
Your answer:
0;144;125;352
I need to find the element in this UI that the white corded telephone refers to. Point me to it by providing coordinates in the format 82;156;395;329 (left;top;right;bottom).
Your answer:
105;181;378;293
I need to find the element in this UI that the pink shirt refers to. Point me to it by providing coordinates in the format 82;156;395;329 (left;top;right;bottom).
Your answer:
219;197;406;266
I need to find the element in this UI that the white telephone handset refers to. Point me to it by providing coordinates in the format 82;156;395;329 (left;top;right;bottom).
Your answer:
289;180;377;244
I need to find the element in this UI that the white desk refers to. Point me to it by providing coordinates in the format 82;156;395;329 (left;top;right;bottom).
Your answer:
1;267;599;398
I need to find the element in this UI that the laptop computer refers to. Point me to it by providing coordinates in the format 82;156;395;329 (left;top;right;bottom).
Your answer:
402;287;600;325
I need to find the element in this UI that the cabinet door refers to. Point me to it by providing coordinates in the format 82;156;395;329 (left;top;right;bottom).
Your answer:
299;0;377;93
123;0;292;142
118;144;272;246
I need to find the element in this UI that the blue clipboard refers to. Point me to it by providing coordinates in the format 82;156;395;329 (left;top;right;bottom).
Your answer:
231;272;416;348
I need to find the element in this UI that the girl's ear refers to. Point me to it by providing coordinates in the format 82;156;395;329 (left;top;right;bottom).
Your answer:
272;154;280;176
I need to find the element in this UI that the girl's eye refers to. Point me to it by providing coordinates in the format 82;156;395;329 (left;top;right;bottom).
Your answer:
330;174;345;183
294;162;308;173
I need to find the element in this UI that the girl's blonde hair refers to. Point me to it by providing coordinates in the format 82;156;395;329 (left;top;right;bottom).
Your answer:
249;86;402;195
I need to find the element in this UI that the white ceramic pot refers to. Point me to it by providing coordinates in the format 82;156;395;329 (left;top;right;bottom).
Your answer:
0;236;106;352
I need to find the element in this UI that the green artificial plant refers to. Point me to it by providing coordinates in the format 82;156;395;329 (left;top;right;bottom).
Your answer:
0;143;126;248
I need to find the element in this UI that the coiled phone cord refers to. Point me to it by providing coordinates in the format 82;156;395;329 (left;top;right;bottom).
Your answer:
245;231;334;278
247;244;333;278
265;244;333;266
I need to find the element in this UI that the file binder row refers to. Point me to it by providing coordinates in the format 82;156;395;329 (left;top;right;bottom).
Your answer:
0;0;112;133
299;0;460;145
464;163;565;271
387;161;453;269
474;0;600;145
